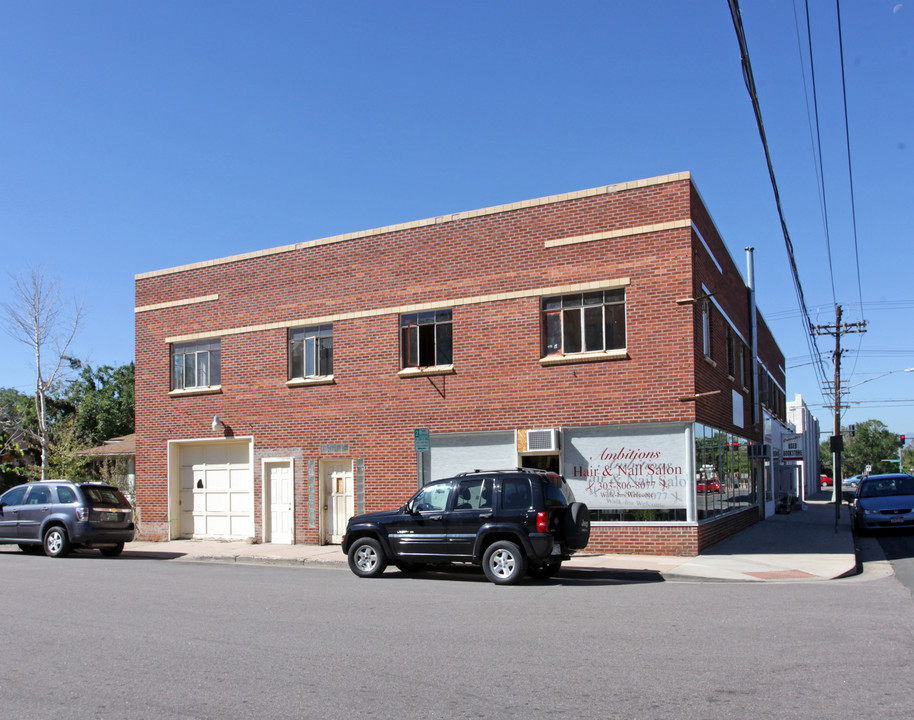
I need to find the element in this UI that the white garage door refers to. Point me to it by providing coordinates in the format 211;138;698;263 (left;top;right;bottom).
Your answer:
178;441;253;539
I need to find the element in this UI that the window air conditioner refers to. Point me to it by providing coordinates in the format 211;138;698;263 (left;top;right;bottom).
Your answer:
526;428;560;453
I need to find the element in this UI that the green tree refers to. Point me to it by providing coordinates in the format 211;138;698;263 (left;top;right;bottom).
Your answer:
820;419;902;479
0;361;134;485
62;362;135;447
0;386;41;487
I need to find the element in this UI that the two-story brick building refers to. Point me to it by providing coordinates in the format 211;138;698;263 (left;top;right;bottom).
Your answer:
134;172;787;555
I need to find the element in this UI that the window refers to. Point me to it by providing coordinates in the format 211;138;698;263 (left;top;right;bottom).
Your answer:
400;310;452;368
410;483;452;512
26;486;52;504
57;486;77;504
542;289;625;356
1;486;27;506
694;425;756;521
502;478;532;510
454;478;494;510
726;326;735;377
171;339;221;390
289;325;333;379
701;300;711;358
740;342;748;387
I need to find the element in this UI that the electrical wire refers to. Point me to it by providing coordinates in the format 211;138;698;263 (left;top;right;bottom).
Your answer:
727;0;831;406
801;0;838;306
835;0;868;385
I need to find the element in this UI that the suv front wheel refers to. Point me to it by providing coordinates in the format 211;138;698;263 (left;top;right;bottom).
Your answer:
347;537;388;578
482;540;527;585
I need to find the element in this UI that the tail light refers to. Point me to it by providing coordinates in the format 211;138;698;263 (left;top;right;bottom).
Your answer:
76;507;89;522
536;511;550;533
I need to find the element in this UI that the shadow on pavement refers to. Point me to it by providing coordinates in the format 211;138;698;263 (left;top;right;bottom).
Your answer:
384;564;664;587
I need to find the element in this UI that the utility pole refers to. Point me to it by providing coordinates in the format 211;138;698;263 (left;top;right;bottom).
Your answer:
812;305;867;531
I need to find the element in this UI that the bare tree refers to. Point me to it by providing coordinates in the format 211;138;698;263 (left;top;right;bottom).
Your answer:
2;267;83;480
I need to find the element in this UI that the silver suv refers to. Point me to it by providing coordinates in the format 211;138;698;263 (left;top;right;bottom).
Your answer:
0;481;135;557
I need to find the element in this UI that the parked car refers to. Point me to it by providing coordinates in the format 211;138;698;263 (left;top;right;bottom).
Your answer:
0;481;135;557
341;469;590;585
842;474;864;492
841;474;863;502
697;477;721;493
820;475;833;489
852;474;914;535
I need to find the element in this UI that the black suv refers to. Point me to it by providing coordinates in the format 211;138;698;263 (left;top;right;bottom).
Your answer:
341;469;590;584
0;481;135;557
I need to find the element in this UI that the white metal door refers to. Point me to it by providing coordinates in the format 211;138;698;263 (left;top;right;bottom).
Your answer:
266;461;294;544
324;462;354;544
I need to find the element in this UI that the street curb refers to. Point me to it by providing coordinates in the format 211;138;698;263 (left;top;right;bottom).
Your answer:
191;554;348;568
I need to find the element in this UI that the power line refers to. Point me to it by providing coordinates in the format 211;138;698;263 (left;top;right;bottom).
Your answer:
727;0;830;401
801;0;838;306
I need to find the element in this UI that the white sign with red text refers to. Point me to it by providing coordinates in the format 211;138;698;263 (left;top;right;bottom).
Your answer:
564;424;689;510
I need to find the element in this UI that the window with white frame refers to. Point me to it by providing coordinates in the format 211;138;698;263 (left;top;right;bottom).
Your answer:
171;339;221;390
542;289;625;356
289;325;333;379
400;310;452;368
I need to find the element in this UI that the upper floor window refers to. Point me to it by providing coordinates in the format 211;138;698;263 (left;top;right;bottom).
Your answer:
701;300;712;358
171;339;221;390
401;310;452;368
289;324;333;379
542;289;625;356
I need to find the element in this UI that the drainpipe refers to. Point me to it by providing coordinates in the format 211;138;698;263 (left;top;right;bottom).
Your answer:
746;247;759;431
747;247;764;520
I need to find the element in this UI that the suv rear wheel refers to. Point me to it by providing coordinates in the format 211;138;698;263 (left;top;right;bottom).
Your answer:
482;540;527;585
348;537;388;578
43;526;71;558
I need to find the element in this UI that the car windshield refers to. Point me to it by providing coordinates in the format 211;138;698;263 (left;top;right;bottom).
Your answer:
860;477;914;498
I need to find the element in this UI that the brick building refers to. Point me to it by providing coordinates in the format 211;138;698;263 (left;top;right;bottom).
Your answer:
134;172;787;555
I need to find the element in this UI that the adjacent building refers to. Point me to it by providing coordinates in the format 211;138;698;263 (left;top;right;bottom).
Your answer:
134;172;787;555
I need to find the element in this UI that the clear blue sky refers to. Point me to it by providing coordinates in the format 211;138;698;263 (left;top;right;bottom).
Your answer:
2;1;911;439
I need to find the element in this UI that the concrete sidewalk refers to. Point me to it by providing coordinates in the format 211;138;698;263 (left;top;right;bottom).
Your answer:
120;499;868;583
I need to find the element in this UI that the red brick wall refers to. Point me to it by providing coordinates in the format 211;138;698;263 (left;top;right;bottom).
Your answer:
586;508;759;556
134;175;781;548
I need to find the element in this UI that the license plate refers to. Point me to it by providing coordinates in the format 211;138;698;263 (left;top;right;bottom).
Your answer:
99;512;120;522
891;516;904;524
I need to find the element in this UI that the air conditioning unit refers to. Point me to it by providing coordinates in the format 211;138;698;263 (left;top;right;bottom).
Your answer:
526;428;560;454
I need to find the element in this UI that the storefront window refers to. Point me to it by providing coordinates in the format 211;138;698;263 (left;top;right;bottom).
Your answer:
694;424;757;520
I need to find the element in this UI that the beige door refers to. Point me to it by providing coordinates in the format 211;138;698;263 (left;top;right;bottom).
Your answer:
322;461;354;544
265;461;294;544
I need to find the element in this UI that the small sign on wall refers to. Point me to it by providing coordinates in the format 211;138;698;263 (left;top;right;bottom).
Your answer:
414;428;430;453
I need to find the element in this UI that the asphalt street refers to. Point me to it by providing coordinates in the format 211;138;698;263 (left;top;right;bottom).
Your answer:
1;548;912;720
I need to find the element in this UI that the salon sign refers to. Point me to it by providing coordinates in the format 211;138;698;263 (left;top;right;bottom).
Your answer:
564;425;689;510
